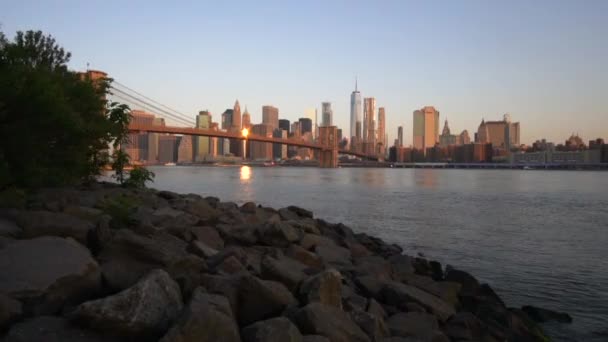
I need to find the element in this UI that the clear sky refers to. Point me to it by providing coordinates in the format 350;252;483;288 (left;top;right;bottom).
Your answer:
2;0;607;145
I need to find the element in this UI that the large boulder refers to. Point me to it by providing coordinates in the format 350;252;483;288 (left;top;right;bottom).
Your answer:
160;288;240;342
403;275;461;306
72;269;183;339
0;293;22;330
355;275;387;300
16;211;94;244
443;312;483;341
350;310;390;341
190;226;224;249
0;237;101;315
261;255;309;291
315;245;352;269
521;305;573;323
217;223;260;245
354;256;392;280
0;217;21;238
381;282;455;322
298;269;342;308
444;266;480;297
3;316;114;342
181;199;219;224
258;221;302;247
386;312;439;341
238;275;297;326
287;205;313;219
242;317;303;342
388;254;415;281
97;228;188;290
286;244;324;269
300;234;337;250
294;303;370;342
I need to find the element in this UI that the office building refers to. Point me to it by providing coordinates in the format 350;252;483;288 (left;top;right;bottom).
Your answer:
273;128;288;160
158;135;178;164
439;119;457;147
377;107;386;153
363;97;376;154
177;135;193;163
232;100;241;131
476;114;520;150
350;79;362;142
262;105;279;130
413;106;440;154
250;123;273;160
194;111;211;161
397;126;403;147
279;119;290;134
321;102;333;127
299;118;313;135
242;107;251;130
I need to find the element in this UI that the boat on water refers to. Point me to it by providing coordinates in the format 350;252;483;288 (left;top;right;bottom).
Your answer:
164;162;177;166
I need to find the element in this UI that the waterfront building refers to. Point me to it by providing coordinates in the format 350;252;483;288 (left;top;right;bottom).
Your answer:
279;119;290;134
458;130;471;145
363;97;376;154
397;126;403;147
476;114;520;150
299;118;313;135
321;102;333;127
125;110;156;164
377;107;386;155
337;129;342;142
273;128;288;160
262;105;279;130
177;135;193;163
232;100;241;131
147;117;165;164
439;119;457;147
158;135;178;164
242;107;251;130
350;79;362;143
194;111;211;162
291;121;301;138
413;106;439;154
250;123;273;160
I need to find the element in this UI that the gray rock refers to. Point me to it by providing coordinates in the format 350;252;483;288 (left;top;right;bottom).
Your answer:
367;298;388;319
258;221;302;247
288;219;321;234
216;255;246;274
0;217;21;238
298;269;342;308
158;190;180;200
0;237;101;315
279;207;300;221
355;275;386;300
405;302;426;313
190;225;224;249
241;201;258;213
3;316;114;342
0;236;15;248
238;275;297;326
63;205;104;221
403;275;461;306
188;239;219;258
522;305;573;323
300;234;337;250
151;207;199;228
182;199;219;223
242;317;303;342
286;244;324;269
166;254;208;299
343;289;368;312
350;309;390;341
72;269;182;339
381;282;455;322
294;303;370;342
0;293;22;330
217;223;259;245
16;211;94;244
261;255;308;291
287;206;313;218
160;288;240;342
315;245;352;269
354;255;392;280
444;266;480;296
444;312;483;341
389;254;416;281
386;312;439;340
302;336;330;342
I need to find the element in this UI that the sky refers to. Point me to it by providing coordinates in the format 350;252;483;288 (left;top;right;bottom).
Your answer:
2;0;607;145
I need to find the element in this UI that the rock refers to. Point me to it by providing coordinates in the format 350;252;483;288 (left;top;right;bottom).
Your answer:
405;302;426;313
0;236;15;248
315;245;352;269
0;217;21;238
386;312;439;340
381;282;455;322
288;218;321;235
521;305;573;323
206;246;248;270
166;254;207;300
286;244;324;269
151;207;199;228
287;205;313;218
429;261;443;281
258;221;302;247
444;266;480;296
0;237;101;315
160;288;240;342
238;276;297;325
355;233;403;259
187;240;219;258
279;207;300;221
303;336;330;342
241;202;257;213
200;274;243;317
389;254;415;281
3;316;114;342
0;293;22;330
346;241;372;258
354;255;392;280
403;275;461;306
350;310;390;341
444;312;483;341
88;215;112;255
216;255;246;274
98;229;188;291
355;275;386;300
182;199;219;223
242;317;303;342
217;223;259;245
63;205;104;221
294;303;370;342
342;286;368;312
300;234;337;250
367;298;387;319
158;190;180;200
190;226;224;249
509;308;551;341
16;211;94;244
72;269;183;339
298;269;342;308
261;255;308;291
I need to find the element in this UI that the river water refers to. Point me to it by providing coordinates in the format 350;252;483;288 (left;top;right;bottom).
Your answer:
147;165;608;341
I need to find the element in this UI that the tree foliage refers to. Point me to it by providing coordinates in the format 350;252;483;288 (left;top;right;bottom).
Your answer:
0;30;133;188
124;166;155;188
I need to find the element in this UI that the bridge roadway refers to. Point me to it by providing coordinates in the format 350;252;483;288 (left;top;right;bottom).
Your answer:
128;123;375;160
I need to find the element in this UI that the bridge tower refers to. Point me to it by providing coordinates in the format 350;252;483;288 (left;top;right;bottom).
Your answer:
318;126;338;168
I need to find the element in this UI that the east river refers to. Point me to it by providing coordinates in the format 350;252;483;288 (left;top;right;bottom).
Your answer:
147;166;608;341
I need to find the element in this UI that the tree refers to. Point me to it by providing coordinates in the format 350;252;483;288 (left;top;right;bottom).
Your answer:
0;30;131;188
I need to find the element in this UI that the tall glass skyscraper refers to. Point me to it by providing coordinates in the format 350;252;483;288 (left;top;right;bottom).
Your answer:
321;102;333;127
413;106;440;154
350;80;362;141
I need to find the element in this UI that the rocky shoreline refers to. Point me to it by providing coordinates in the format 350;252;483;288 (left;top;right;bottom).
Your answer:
0;182;569;341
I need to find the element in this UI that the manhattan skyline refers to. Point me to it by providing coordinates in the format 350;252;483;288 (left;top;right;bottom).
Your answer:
2;0;606;145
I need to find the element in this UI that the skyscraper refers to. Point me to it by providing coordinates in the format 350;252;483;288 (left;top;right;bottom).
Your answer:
242;107;251;130
279;119;290;134
194;111;211;161
321;102;333;127
262;105;279;130
439;119;457;147
377;107;386;153
250;123;273;160
232;100;241;131
363;97;376;154
299;118;313;135
397;126;403;147
350;80;362;142
476;114;520;149
413;106;439;153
